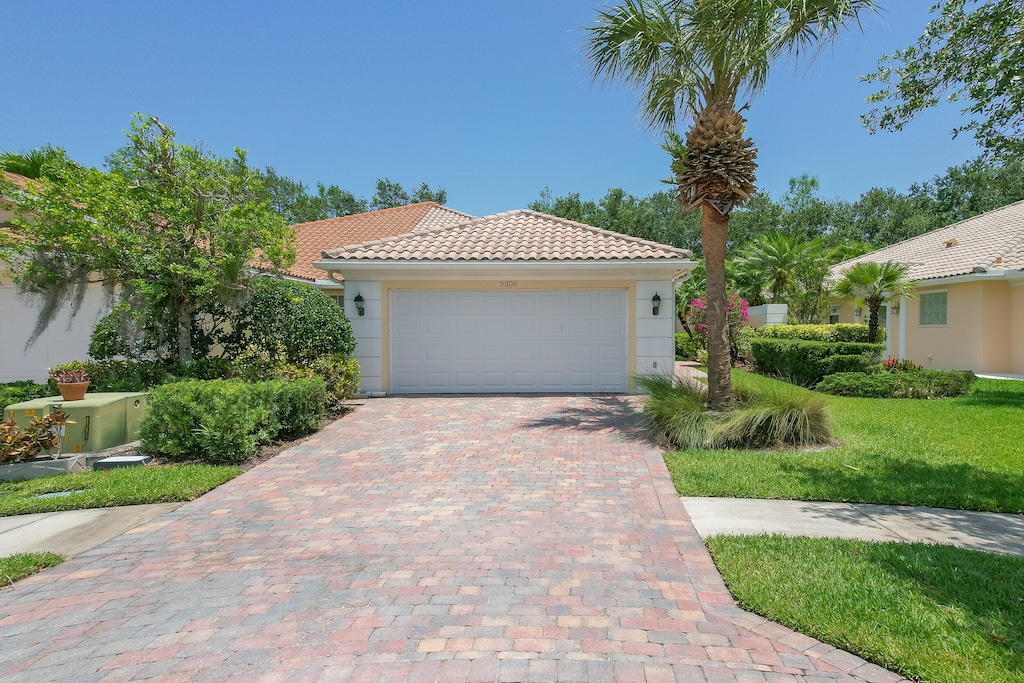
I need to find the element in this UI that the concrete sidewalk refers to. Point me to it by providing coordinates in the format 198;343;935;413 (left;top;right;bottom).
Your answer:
683;497;1024;556
0;503;182;559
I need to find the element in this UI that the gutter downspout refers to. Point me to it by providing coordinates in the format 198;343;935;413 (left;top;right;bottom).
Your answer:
898;295;907;361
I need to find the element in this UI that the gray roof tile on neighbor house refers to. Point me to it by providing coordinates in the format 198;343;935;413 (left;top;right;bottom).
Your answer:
829;199;1024;282
321;209;693;262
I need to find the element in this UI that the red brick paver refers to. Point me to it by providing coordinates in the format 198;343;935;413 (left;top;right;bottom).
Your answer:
0;396;906;682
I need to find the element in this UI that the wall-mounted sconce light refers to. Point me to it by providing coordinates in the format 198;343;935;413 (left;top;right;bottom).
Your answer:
353;293;365;317
652;292;662;316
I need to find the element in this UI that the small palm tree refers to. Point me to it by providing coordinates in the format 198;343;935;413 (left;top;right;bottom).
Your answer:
584;0;877;409
834;261;916;343
733;230;814;303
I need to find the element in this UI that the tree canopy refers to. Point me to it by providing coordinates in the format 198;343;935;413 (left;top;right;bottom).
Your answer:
1;114;295;365
259;170;447;224
863;0;1024;157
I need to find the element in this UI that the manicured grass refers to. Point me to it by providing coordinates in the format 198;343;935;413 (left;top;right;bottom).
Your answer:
664;372;1024;512
0;552;63;585
706;535;1024;683
0;465;241;516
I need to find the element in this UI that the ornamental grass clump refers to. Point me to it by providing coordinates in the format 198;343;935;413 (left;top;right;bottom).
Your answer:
638;372;833;450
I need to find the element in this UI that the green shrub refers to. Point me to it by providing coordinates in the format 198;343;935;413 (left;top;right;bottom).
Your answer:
719;377;834;448
820;354;876;376
636;373;715;449
231;354;359;414
637;372;833;449
264;379;326;439
139;378;326;464
222;278;356;365
814;372;901;398
750;323;883;343
750;338;886;386
817;369;977;399
675;333;699;360
0;381;50;411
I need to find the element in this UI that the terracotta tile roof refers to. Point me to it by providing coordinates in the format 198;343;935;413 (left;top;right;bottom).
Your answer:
1;171;37;192
321;210;693;262
284;203;473;281
830;199;1024;282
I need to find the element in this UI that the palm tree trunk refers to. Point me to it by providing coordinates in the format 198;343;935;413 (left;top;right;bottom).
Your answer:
867;301;881;344
701;201;733;410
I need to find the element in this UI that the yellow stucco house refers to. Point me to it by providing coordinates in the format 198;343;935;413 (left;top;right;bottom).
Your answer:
829;200;1024;376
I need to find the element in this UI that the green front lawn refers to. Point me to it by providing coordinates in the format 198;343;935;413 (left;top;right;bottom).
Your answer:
665;372;1024;512
707;535;1024;683
0;465;241;517
0;552;63;586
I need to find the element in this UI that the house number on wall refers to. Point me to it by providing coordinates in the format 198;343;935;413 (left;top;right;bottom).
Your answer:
499;281;518;287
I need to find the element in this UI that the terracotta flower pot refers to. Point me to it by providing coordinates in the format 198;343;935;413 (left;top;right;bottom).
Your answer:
57;381;90;401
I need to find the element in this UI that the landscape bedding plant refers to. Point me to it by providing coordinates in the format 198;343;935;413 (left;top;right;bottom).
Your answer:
0;381;50;412
665;371;1024;513
637;371;833;449
706;535;1024;683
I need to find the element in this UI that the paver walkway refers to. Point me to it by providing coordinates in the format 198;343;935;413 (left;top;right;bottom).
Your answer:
0;396;904;682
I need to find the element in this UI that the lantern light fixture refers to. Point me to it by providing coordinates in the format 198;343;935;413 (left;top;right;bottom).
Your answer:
652;292;662;316
353;293;365;316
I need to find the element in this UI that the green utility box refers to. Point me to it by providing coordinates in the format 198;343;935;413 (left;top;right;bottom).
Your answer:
5;392;148;455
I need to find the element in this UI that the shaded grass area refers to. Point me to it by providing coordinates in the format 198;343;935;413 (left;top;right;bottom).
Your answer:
0;552;63;586
664;373;1024;512
0;465;241;516
707;535;1024;683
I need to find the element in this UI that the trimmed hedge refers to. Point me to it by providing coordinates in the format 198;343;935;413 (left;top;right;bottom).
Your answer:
139;379;326;464
0;381;50;412
750;323;884;343
675;333;699;360
750;338;886;386
817;369;977;399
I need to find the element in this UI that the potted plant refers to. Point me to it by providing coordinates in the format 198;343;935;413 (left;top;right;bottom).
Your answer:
49;362;90;401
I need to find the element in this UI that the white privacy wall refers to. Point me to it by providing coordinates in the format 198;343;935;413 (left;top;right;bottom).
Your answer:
345;281;384;393
0;281;111;382
634;280;676;378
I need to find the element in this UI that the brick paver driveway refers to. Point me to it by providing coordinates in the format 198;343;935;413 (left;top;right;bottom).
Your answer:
0;396;903;682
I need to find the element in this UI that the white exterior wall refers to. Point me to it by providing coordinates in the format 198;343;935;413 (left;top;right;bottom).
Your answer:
747;303;788;328
345;281;383;393
634;280;675;379
0;279;111;382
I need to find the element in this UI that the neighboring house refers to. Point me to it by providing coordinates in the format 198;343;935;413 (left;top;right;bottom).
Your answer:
315;210;695;394
278;202;474;305
829;200;1024;375
1;171;112;383
0;190;470;382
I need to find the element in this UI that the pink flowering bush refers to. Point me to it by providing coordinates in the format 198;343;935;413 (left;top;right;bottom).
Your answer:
689;292;749;364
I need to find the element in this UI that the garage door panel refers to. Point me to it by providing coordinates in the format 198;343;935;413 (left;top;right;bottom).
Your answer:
390;289;628;393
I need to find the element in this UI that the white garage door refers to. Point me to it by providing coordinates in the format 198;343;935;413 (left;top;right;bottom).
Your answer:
390;289;628;393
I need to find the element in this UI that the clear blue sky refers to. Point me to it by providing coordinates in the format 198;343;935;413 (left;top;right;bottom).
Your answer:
2;1;979;217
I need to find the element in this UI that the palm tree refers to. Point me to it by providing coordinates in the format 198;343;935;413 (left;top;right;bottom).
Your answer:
732;230;812;304
584;0;876;409
834;261;916;343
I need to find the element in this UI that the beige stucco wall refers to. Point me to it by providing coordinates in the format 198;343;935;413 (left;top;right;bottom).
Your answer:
1012;284;1024;374
905;283;981;371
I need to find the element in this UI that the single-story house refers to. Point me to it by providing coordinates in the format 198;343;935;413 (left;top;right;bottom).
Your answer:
278;202;473;302
315;209;695;394
829;200;1024;375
